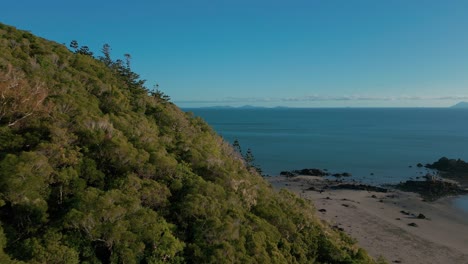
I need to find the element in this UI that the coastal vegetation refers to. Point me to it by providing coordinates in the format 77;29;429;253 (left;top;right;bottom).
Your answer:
0;23;379;263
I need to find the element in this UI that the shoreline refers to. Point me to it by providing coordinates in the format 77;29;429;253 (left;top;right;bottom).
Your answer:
268;175;468;263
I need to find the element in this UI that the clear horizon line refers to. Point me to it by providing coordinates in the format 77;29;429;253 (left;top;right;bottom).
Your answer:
181;105;462;109
174;96;468;105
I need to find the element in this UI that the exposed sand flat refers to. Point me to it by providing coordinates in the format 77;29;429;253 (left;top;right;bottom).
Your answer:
268;176;468;264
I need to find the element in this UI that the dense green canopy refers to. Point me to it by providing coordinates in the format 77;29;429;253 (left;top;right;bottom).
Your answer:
0;23;379;263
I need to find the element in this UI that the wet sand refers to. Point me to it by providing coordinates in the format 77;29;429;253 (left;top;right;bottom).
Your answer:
268;176;468;264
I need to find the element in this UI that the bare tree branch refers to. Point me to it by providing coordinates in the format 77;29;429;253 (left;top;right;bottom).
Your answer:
0;64;50;127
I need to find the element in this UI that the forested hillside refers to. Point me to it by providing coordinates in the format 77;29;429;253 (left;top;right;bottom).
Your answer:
0;23;377;263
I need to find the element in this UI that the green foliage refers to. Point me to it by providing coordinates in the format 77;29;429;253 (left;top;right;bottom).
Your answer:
0;22;377;263
230;139;263;174
23;231;79;264
69;40;78;51
0;222;23;264
64;188;184;263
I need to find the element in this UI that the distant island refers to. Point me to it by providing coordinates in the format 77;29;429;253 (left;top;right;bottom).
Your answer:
189;105;291;109
451;101;468;108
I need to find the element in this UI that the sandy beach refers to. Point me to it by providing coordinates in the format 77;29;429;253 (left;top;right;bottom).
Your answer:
268;176;468;264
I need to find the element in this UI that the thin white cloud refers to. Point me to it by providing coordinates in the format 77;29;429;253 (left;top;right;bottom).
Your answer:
176;95;468;104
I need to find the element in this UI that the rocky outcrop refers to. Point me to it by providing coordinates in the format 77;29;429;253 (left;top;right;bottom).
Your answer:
425;157;468;173
395;179;468;201
280;171;296;177
280;168;330;177
331;183;388;193
293;168;330;176
332;172;352;177
280;168;354;178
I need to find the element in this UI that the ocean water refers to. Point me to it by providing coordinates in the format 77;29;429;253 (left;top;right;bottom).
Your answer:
186;108;468;186
453;196;468;214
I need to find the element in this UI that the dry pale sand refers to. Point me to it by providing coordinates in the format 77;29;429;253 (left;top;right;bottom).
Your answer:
268;176;468;264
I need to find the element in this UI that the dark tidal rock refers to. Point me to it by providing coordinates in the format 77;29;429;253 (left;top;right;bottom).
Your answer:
281;168;330;177
425;157;468;186
425;157;468;172
332;225;344;231
394;179;468;201
331;184;388;193
293;168;329;176
280;171;296;177
423;173;435;180
332;172;352;177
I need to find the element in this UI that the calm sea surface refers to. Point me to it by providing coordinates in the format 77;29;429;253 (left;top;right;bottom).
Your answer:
186;108;468;212
187;108;468;181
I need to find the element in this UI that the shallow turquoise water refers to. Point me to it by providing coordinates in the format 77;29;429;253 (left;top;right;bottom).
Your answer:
453;195;468;213
187;108;468;185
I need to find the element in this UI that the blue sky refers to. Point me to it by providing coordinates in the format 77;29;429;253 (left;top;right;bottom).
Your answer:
2;0;468;107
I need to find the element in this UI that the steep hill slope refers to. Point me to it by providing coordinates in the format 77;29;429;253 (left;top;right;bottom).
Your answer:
0;23;377;263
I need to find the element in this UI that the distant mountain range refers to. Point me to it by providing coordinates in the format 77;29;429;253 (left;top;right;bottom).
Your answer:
187;103;468;109
190;105;290;109
451;102;468;108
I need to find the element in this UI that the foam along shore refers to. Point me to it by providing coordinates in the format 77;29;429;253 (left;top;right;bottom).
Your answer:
268;175;468;264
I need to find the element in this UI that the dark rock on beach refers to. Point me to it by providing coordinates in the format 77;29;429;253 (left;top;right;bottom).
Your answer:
331;183;388;193
417;213;427;219
332;172;352;177
293;168;330;176
423;173;436;180
395;179;468;201
280;171;296;177
332;225;345;232
280;168;330;177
